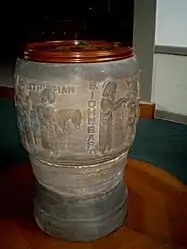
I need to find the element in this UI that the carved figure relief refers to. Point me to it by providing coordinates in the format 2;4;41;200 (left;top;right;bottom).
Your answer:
36;88;60;156
98;80;128;155
15;79;83;157
14;76;34;149
125;99;139;144
30;108;41;147
125;73;140;100
36;88;83;156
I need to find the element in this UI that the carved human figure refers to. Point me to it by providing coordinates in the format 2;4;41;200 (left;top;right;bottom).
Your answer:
30;108;41;147
15;77;33;148
37;88;62;156
99;80;128;154
125;73;139;142
126;98;139;144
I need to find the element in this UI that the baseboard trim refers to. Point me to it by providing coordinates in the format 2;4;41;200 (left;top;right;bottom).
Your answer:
0;86;155;119
155;45;187;56
139;101;155;119
155;110;187;124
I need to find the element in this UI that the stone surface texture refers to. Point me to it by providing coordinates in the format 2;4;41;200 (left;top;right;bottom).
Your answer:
14;57;140;241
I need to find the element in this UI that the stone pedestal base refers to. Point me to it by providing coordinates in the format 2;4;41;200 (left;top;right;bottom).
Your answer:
34;181;127;241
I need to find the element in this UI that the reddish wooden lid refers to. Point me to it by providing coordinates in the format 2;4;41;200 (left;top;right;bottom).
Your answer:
24;40;134;63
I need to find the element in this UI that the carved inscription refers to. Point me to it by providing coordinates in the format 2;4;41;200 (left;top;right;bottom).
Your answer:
87;82;98;156
28;84;75;94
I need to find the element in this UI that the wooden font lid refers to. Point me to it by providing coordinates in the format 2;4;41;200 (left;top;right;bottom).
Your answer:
24;40;134;63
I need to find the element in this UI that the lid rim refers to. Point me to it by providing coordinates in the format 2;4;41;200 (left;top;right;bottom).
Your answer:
24;40;134;63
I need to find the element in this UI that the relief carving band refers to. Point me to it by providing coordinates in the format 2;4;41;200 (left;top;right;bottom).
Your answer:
98;80;130;155
15;74;138;160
